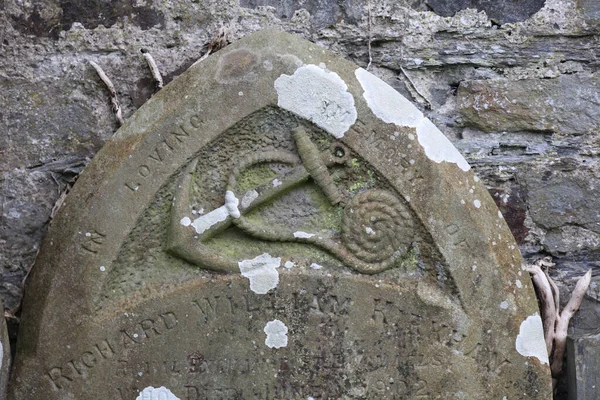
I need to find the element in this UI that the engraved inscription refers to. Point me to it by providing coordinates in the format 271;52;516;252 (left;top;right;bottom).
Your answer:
99;288;469;399
47;312;178;390
47;340;115;389
81;229;106;254
124;113;205;192
445;223;472;250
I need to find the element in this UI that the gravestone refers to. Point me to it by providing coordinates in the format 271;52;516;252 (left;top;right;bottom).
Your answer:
9;30;552;399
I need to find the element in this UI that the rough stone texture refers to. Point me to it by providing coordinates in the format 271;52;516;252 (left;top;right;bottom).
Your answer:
426;0;547;24
0;0;599;398
8;30;551;399
458;74;600;134
567;331;600;399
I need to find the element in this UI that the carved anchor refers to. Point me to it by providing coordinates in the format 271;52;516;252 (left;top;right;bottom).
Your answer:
167;127;414;274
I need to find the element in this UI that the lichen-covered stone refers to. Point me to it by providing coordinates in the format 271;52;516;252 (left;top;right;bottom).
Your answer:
426;0;547;24
1;2;599;394
9;30;551;399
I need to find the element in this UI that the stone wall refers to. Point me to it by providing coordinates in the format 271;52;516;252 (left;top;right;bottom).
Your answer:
1;0;599;395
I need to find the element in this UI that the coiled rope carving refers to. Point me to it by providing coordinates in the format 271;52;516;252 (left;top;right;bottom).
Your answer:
225;151;413;274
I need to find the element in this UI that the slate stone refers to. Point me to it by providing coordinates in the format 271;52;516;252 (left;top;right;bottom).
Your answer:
426;0;546;25
9;0;165;39
524;170;600;235
240;0;364;29
567;331;600;399
577;0;600;20
9;30;551;399
458;74;600;134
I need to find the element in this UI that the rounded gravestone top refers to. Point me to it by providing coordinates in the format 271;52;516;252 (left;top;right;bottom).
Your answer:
10;29;551;399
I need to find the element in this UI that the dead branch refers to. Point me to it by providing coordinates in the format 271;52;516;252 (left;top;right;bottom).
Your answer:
399;66;432;109
193;26;232;66
551;269;592;378
89;60;124;126
141;49;163;91
526;262;557;356
366;0;373;70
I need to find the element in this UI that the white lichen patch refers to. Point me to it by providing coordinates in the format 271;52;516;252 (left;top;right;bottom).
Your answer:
272;178;282;187
264;319;288;349
191;205;229;235
284;261;295;269
136;386;180;400
180;216;191;226
238;253;281;294
225;190;240;218
275;64;357;138
355;68;423;127
241;189;259;209
310;263;323;270
515;280;523;288
473;199;481;208
365;227;375;235
415;118;471;172
500;301;509;309
498;211;504;219
294;231;315;239
355;68;470;172
515;314;549;365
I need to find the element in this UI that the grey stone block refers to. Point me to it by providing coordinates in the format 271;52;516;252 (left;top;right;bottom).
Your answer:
567;331;600;400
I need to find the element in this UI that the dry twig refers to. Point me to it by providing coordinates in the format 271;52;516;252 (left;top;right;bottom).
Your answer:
526;260;557;356
141;49;163;91
193;26;232;66
551;269;592;378
400;66;432;109
526;257;592;385
89;60;124;126
366;0;373;70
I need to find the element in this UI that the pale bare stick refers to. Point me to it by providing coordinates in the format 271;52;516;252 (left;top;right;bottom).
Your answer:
538;256;560;320
526;263;557;356
366;0;373;70
544;269;560;318
400;66;432;109
551;269;592;378
89;61;124;126
141;49;163;90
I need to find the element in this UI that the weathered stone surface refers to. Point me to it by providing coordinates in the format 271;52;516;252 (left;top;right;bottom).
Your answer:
567;331;600;399
525;169;600;233
3;2;600;344
578;0;600;20
458;74;600;134
426;0;547;24
7;0;165;39
9;30;551;399
240;0;365;29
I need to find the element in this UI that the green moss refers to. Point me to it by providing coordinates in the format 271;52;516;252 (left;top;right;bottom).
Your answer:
307;192;343;231
236;164;278;193
348;181;363;191
398;243;421;273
